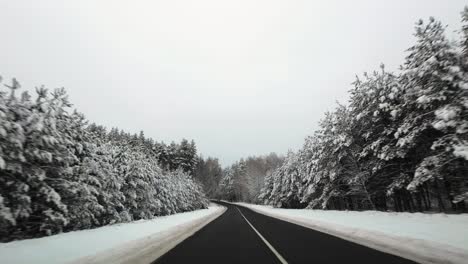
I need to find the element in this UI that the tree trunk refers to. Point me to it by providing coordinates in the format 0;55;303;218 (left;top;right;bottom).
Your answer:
394;193;402;212
434;180;446;212
416;191;423;212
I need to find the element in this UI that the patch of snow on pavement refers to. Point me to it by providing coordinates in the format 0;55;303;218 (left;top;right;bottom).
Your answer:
237;203;468;264
0;204;225;264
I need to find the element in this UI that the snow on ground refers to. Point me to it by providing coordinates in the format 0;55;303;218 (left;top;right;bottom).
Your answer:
237;203;468;264
0;203;225;264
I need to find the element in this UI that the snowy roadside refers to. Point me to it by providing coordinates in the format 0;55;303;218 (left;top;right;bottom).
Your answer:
237;203;468;264
0;203;226;264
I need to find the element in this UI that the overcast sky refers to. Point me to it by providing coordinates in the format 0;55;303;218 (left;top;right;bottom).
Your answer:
1;1;466;165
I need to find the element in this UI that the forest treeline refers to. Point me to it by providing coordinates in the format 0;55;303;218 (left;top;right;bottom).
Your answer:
215;153;284;202
0;80;206;242
258;10;468;212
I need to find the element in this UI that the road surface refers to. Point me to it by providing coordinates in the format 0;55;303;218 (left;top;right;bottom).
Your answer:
154;201;417;264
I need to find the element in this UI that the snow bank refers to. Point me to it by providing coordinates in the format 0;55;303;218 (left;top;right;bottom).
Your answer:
0;204;226;264
237;203;468;264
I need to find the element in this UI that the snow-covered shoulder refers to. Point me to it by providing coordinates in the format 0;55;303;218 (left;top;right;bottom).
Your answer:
0;204;226;264
237;203;468;264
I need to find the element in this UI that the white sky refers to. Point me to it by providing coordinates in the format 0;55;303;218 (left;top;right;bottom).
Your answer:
1;1;466;166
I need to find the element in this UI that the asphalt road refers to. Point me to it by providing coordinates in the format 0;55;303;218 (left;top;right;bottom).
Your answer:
154;201;418;264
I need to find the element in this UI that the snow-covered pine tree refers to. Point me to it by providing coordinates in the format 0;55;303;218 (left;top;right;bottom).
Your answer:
175;139;197;174
394;17;467;211
349;66;402;211
258;170;274;204
217;167;236;201
61;111;106;230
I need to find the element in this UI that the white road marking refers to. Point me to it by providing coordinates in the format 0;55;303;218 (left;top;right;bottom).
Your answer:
236;207;288;264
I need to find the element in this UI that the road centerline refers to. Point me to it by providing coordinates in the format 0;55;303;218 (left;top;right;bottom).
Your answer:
236;207;288;264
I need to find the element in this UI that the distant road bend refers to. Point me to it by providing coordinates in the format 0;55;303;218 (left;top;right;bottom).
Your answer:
154;201;417;264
